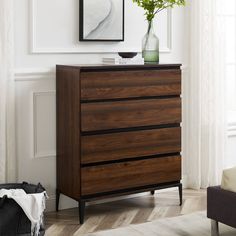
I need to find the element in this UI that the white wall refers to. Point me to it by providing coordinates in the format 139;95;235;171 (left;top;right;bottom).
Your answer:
14;0;185;211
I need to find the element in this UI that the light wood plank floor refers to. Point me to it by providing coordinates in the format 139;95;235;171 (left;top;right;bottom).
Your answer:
45;189;206;236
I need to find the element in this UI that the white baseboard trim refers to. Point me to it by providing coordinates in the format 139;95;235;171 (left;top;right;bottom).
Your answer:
46;194;78;212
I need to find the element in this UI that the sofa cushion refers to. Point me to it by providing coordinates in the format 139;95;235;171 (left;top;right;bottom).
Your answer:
221;166;236;192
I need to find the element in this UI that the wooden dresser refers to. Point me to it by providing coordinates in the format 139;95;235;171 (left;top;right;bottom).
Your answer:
56;64;182;224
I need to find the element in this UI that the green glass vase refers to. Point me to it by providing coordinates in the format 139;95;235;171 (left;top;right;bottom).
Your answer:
142;20;159;63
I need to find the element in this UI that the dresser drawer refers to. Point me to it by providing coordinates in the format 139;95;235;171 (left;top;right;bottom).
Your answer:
81;155;181;195
81;98;181;132
81;70;181;100
81;127;181;164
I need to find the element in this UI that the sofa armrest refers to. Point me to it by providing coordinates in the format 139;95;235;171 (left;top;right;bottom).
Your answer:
207;186;236;228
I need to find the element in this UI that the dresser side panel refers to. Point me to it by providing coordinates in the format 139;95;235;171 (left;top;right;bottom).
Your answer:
56;66;81;200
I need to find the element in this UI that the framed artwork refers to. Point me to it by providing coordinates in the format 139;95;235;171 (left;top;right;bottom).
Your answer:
79;0;124;41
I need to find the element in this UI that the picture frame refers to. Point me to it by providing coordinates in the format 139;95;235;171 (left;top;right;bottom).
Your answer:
79;0;124;42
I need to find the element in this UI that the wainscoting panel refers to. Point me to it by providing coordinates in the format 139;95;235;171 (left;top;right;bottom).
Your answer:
15;71;57;206
33;91;56;159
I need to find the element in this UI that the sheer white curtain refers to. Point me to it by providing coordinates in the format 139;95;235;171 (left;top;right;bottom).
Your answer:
0;0;16;183
183;0;228;189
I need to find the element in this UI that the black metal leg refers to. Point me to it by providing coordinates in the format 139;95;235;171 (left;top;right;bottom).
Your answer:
56;189;60;212
151;190;155;195
79;200;86;224
178;183;182;206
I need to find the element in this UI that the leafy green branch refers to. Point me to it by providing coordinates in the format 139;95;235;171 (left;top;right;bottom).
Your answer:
132;0;186;22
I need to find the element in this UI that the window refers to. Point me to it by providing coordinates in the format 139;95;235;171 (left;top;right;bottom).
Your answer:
219;0;236;124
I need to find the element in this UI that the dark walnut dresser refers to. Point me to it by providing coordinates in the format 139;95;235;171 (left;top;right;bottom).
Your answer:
56;64;182;224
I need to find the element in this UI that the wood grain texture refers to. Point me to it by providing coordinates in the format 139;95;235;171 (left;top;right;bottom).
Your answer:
81;156;181;195
56;66;81;200
81;98;181;132
81;127;181;164
81;70;181;100
45;189;206;236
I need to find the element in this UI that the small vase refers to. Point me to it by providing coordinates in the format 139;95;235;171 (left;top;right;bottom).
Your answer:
142;20;159;63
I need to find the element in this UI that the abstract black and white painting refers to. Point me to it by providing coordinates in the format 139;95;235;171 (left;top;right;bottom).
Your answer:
79;0;124;41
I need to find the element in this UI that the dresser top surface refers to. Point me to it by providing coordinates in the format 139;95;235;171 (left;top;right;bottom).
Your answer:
56;64;182;71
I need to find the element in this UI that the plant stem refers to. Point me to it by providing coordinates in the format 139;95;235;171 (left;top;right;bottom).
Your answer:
153;4;172;15
144;20;152;51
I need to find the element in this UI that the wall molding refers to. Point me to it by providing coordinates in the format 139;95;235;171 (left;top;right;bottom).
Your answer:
228;124;236;137
32;91;56;159
15;68;54;81
29;0;172;54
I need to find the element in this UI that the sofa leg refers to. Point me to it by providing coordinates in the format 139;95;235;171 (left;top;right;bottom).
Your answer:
211;220;219;236
178;183;182;206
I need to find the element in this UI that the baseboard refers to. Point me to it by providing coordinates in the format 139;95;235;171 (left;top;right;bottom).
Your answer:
46;194;78;212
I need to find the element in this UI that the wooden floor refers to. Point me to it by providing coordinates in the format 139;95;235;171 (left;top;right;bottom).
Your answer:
45;189;206;236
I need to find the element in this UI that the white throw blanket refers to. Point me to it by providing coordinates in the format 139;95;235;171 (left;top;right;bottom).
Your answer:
0;189;47;236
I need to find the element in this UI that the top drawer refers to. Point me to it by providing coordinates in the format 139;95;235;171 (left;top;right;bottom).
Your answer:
81;70;181;101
